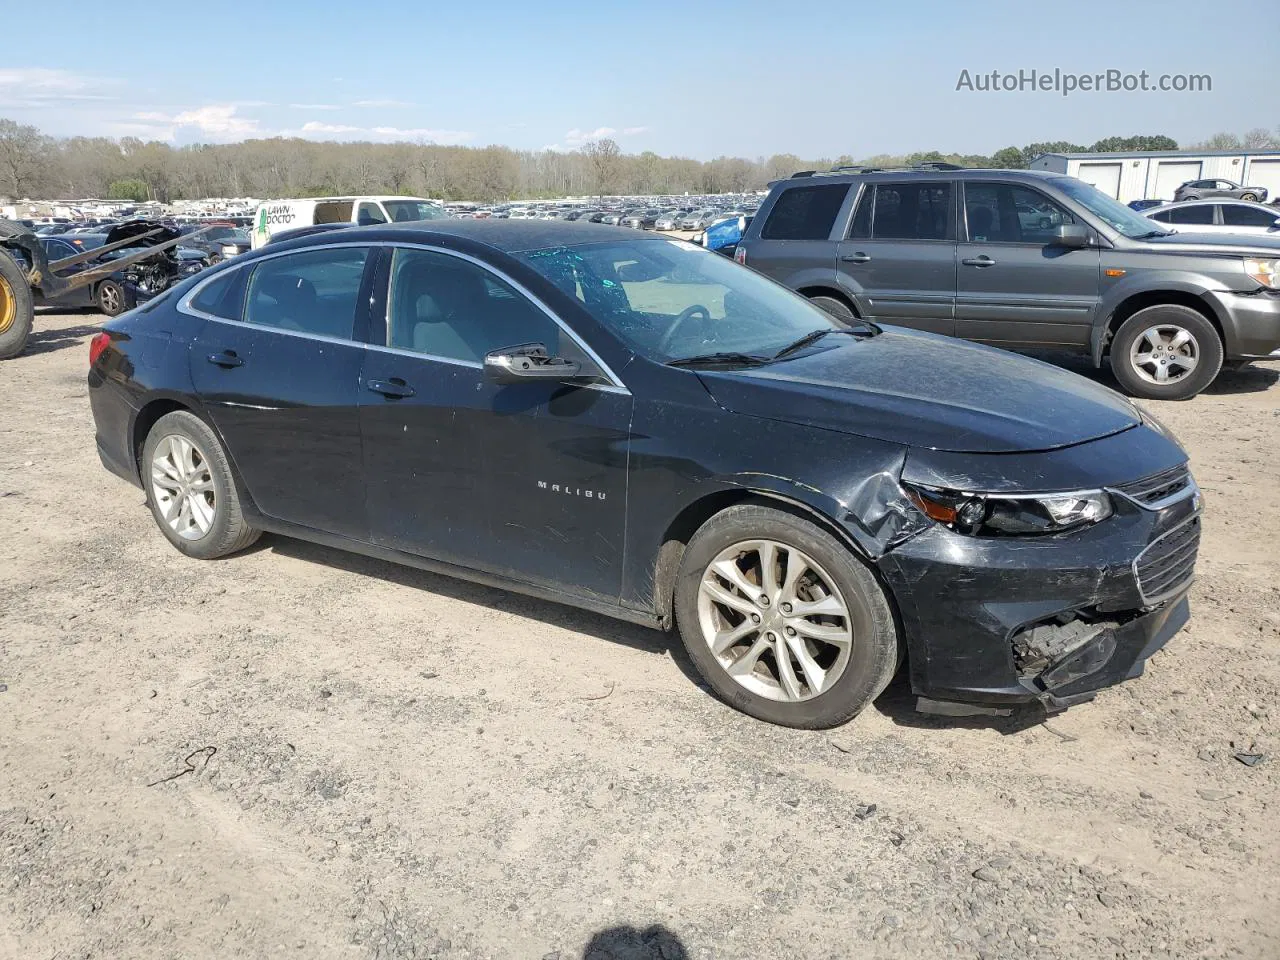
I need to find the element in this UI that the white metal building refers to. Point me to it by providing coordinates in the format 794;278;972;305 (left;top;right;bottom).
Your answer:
1030;150;1280;204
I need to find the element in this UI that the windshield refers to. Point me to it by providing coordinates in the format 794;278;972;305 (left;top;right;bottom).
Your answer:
1053;177;1172;238
518;238;841;363
381;200;449;223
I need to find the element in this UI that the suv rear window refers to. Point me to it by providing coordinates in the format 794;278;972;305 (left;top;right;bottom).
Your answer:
761;183;849;240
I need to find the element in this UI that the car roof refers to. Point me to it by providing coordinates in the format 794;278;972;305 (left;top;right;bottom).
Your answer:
773;168;1064;188
270;218;646;254
1146;199;1276;213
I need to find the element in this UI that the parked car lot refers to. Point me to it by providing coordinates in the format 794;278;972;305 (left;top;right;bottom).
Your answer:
2;309;1277;958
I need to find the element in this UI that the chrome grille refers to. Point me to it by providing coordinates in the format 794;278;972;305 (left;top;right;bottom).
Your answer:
1113;464;1192;508
1133;516;1200;605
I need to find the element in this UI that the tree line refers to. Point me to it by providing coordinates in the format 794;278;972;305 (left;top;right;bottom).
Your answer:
2;117;1278;205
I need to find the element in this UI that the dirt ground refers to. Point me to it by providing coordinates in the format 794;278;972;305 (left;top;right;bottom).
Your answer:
2;308;1277;960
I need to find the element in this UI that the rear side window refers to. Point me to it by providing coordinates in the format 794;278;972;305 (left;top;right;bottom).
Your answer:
1149;210;1172;222
245;246;370;339
873;182;952;240
1221;204;1277;227
190;269;243;320
760;184;849;240
1167;205;1214;225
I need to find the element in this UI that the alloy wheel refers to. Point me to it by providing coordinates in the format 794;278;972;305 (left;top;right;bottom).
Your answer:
696;539;853;702
100;284;121;314
1129;324;1199;385
150;434;216;540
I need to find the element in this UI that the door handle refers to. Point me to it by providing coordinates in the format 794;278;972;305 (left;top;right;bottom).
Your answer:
962;256;997;267
840;253;872;263
367;377;415;399
206;351;245;368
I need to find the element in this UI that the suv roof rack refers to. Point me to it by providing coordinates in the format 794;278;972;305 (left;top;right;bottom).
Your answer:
784;161;969;181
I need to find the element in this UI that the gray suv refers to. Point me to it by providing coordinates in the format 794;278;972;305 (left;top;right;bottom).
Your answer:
736;167;1280;399
1173;178;1269;203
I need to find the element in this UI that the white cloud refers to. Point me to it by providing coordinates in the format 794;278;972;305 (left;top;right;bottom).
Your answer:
0;67;119;106
171;104;261;139
110;104;262;142
564;126;616;147
354;99;413;108
370;125;472;144
301;120;362;134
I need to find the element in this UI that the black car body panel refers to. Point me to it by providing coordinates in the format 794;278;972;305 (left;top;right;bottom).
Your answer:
696;330;1139;453
88;221;1200;713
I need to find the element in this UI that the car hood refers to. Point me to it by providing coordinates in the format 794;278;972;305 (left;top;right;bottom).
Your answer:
695;329;1141;453
1138;230;1280;255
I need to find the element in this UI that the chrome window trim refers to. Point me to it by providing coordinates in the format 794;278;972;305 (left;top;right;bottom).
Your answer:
177;240;632;396
383;242;631;394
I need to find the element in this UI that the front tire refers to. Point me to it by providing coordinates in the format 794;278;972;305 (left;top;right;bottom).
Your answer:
142;411;260;559
674;504;900;729
0;249;34;360
807;294;856;325
1109;304;1222;400
1241;193;1259;202
96;280;126;317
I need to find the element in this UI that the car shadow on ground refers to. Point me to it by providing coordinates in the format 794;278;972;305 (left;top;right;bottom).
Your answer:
872;669;1050;735
260;535;1063;733
579;923;688;960
261;534;685;665
20;323;103;357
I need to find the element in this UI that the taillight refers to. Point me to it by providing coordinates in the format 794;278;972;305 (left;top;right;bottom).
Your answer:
89;332;110;366
734;246;747;265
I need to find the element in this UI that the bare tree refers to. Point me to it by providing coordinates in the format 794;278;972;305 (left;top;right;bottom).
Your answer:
0;119;54;199
1242;127;1280;149
582;138;621;198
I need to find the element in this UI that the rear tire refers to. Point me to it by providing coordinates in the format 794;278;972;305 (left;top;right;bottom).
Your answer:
1109;304;1222;400
0;249;34;360
807;294;856;325
142;411;260;559
673;503;900;729
1241;193;1259;202
96;280;126;317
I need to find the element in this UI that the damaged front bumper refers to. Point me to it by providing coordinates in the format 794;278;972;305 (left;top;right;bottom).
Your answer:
876;481;1199;711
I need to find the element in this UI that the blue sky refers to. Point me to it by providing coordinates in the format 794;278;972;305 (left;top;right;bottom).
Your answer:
1;0;1272;158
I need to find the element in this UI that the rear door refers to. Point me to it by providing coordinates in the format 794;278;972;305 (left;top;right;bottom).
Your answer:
1220;203;1279;234
954;181;1099;347
835;180;957;334
1165;203;1220;232
187;244;376;540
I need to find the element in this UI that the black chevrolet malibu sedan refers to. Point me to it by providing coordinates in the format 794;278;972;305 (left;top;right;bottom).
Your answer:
87;221;1201;728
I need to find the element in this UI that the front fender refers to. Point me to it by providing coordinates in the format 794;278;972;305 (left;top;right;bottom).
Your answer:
1091;272;1232;365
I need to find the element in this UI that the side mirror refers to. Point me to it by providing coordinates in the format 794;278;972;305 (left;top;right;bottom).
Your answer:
1052;223;1089;248
484;343;581;385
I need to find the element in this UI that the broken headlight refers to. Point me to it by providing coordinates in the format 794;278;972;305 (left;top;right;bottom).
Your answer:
903;483;1112;536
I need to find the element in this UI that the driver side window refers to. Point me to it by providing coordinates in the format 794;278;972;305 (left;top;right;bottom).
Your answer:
385;248;574;367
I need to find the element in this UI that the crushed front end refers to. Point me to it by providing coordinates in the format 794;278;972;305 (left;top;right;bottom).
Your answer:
875;432;1200;712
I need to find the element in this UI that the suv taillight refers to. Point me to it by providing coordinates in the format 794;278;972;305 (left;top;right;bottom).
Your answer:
734;246;747;266
89;332;110;366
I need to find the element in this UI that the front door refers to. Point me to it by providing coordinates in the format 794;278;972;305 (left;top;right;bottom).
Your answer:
954;182;1100;347
188;244;376;540
359;246;633;599
835;180;957;335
